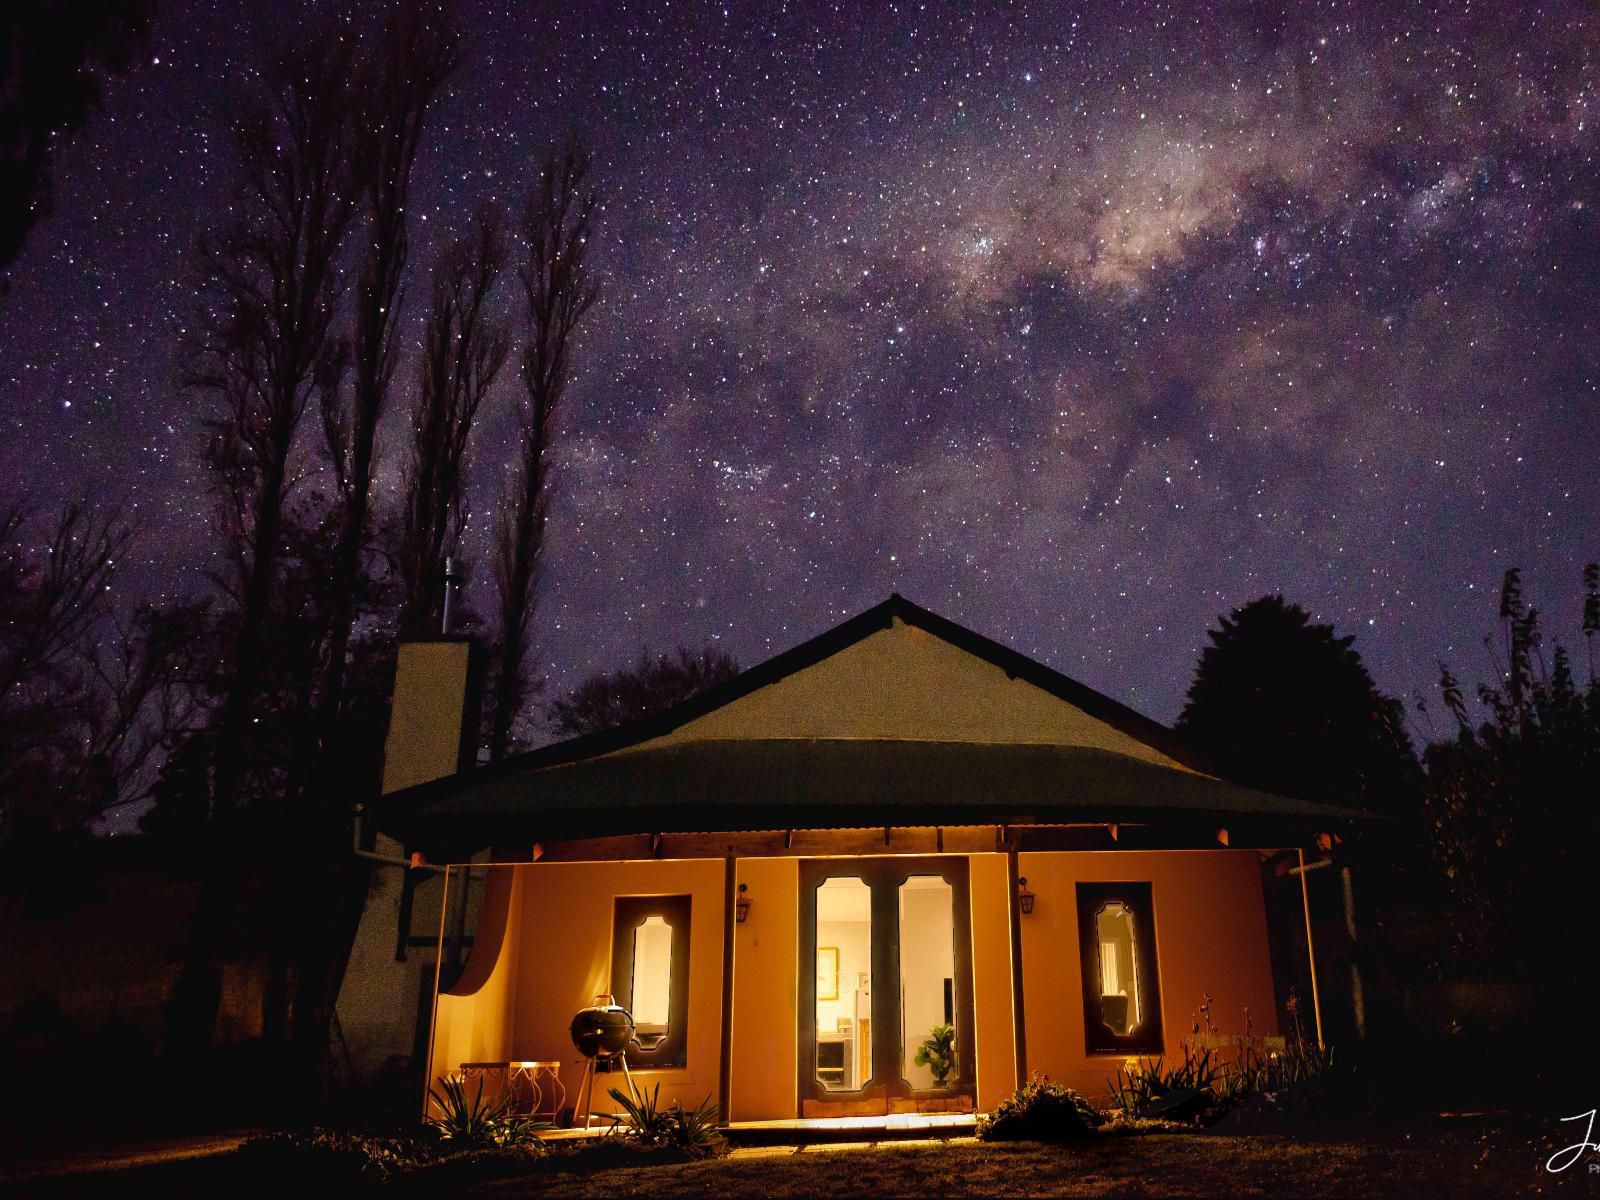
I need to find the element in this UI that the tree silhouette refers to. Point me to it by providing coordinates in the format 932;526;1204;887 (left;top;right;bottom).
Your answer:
1176;595;1418;810
0;496;203;846
1422;565;1600;971
489;139;598;759
0;498;129;840
0;0;154;282
314;2;459;805
397;204;509;639
185;31;359;818
548;644;741;738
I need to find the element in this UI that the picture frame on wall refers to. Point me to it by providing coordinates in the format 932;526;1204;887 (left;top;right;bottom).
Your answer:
816;946;839;1001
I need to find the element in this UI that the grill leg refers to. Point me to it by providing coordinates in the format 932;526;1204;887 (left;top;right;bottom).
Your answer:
618;1053;642;1105
575;1058;596;1130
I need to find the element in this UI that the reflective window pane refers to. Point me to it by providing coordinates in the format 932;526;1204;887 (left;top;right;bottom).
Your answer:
899;875;956;1090
630;915;673;1049
1094;901;1141;1036
815;877;871;1091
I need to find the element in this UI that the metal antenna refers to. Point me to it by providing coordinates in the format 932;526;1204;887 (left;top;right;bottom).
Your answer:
441;556;464;634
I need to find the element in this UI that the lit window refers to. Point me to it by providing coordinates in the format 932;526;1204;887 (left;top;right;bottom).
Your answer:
611;896;691;1068
812;876;870;1091
1076;882;1163;1055
630;915;673;1047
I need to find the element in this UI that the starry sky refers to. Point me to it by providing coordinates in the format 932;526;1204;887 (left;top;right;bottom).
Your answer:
2;0;1596;732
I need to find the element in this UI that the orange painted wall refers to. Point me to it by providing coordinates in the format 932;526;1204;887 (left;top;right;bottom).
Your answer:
728;857;799;1120
428;848;1273;1120
1017;849;1278;1101
507;859;726;1115
428;865;524;1095
968;853;1019;1111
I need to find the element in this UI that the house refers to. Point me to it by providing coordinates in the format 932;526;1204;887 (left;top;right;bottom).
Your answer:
373;595;1359;1124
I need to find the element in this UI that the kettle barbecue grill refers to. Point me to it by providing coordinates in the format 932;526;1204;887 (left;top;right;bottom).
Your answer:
569;994;642;1128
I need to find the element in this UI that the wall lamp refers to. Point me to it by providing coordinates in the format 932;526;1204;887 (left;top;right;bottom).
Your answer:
735;883;751;924
1017;877;1035;916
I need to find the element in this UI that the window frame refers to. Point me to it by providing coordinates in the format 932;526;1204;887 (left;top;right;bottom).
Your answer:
610;894;692;1069
1075;881;1164;1056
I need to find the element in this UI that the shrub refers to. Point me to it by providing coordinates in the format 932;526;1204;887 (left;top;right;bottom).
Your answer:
977;1074;1103;1142
1110;994;1343;1125
606;1083;727;1158
237;1128;423;1186
1107;1050;1221;1121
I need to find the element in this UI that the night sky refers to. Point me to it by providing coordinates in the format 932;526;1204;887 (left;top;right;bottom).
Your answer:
2;1;1595;734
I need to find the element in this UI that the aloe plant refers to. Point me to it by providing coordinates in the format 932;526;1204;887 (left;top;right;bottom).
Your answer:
607;1083;726;1157
426;1074;548;1147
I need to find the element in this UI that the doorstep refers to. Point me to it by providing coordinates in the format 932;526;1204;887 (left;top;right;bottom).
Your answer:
723;1113;978;1146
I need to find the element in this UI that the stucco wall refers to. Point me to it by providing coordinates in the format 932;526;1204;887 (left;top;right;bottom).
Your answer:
728;857;798;1120
969;853;1019;1111
428;865;523;1090
428;848;1274;1120
506;859;727;1117
381;641;474;795
1017;849;1278;1101
629;618;1188;769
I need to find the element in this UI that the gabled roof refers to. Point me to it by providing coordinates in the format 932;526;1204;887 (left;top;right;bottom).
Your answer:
380;594;1367;848
474;593;1199;770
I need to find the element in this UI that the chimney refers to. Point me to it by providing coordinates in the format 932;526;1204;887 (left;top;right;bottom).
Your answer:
380;559;482;797
380;639;484;797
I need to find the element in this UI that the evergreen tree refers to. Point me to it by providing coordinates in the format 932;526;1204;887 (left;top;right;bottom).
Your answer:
1177;595;1419;810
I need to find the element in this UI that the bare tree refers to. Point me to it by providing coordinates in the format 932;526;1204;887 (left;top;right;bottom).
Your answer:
316;4;459;797
186;34;360;817
548;644;741;738
78;599;211;816
0;497;139;840
397;204;509;639
489;141;598;760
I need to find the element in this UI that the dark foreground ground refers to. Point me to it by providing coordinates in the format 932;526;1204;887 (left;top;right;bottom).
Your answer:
3;1113;1591;1199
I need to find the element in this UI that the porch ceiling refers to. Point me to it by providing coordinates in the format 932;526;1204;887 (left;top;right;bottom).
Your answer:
383;737;1368;849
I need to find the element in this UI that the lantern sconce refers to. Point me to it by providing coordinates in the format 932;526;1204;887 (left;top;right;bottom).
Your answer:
735;883;751;924
1017;877;1035;916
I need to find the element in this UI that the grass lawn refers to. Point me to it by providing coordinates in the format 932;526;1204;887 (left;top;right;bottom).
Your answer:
8;1115;1575;1198
466;1121;1564;1199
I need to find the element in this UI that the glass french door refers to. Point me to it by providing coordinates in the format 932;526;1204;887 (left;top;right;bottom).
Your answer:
798;857;976;1116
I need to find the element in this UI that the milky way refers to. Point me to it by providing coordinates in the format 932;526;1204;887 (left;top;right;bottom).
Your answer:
2;0;1596;735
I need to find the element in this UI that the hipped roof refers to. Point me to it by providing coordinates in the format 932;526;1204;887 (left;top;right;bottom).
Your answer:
381;594;1367;850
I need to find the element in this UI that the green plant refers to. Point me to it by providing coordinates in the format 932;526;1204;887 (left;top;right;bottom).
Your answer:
914;1023;956;1086
1111;994;1342;1123
977;1073;1103;1142
607;1083;727;1157
426;1074;547;1148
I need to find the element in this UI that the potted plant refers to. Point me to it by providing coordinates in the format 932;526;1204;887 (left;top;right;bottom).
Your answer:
914;1024;956;1087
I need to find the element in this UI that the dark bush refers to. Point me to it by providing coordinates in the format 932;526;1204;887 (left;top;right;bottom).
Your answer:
976;1074;1104;1142
236;1128;423;1187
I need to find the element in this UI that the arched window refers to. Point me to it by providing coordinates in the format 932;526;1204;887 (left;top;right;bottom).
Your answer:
1075;882;1163;1055
611;895;691;1068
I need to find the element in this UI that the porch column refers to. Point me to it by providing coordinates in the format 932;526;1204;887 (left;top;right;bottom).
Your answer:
1296;847;1326;1049
1005;839;1028;1084
718;851;737;1123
